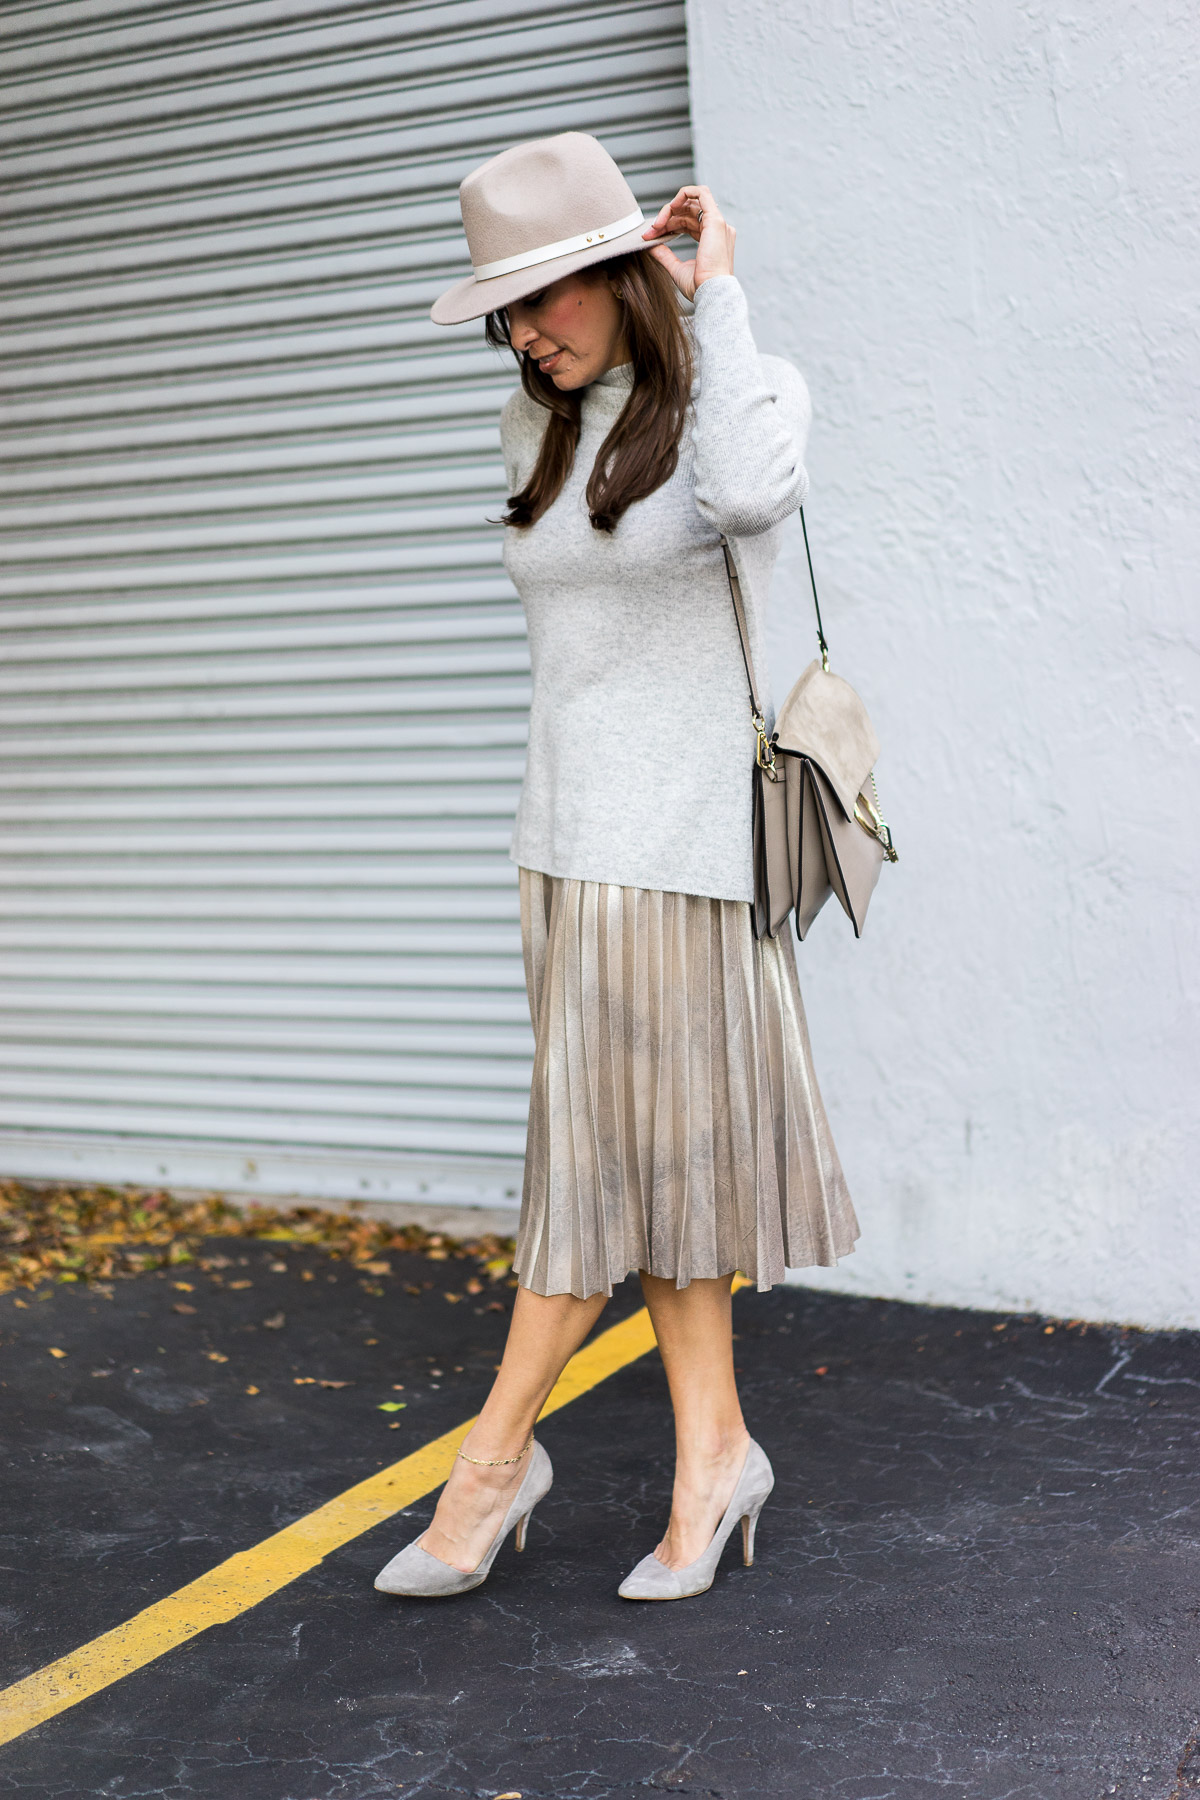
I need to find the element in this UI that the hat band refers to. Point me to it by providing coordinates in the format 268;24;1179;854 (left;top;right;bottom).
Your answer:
471;208;645;283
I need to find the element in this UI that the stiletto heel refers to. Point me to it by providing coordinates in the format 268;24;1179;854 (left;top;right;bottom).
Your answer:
619;1439;775;1601
741;1500;764;1567
374;1440;552;1597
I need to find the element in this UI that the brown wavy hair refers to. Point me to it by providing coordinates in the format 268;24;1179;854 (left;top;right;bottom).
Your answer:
485;249;693;534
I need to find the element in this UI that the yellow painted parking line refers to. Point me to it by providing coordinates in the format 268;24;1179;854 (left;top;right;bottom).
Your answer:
0;1281;747;1750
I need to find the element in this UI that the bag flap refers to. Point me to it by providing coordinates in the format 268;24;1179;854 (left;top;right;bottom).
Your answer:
774;660;881;819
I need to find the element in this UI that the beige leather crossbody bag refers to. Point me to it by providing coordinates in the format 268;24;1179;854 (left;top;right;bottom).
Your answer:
722;510;898;941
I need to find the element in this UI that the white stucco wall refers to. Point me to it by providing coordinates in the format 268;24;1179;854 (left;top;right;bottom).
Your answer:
686;1;1199;1326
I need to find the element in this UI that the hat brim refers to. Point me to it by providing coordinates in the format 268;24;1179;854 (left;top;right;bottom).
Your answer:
430;221;654;325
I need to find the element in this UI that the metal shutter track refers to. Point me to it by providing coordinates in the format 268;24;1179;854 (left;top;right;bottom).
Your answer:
0;0;694;1206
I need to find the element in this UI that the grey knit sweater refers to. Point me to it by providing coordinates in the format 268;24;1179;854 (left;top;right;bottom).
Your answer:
501;274;811;903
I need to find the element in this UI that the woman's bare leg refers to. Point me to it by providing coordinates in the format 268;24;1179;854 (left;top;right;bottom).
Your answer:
419;1284;608;1571
638;1271;752;1568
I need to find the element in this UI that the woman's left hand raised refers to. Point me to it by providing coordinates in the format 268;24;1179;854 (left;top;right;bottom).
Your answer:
642;184;735;301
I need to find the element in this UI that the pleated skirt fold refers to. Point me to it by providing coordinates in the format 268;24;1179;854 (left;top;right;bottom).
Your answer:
515;867;859;1299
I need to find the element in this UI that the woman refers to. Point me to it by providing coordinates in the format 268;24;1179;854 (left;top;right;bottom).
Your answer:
375;132;857;1603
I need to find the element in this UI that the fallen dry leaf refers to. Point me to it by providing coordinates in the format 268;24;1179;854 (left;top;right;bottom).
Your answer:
172;1281;194;1292
205;1351;229;1363
48;1346;66;1359
172;1303;197;1315
245;1385;260;1395
262;1312;285;1330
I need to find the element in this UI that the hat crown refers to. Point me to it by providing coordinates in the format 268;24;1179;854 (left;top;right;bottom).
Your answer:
459;132;639;273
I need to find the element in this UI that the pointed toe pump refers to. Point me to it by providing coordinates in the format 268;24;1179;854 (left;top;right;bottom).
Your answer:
618;1438;774;1601
374;1438;553;1598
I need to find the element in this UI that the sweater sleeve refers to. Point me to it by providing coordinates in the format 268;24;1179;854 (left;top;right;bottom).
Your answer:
688;275;811;537
500;385;548;494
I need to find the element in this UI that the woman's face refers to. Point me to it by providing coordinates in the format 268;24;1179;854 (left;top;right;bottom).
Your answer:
506;272;629;389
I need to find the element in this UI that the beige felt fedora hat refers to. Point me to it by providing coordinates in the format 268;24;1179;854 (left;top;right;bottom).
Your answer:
431;132;651;326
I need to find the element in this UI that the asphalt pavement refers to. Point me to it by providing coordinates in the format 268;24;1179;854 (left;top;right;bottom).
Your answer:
1;1237;1198;1799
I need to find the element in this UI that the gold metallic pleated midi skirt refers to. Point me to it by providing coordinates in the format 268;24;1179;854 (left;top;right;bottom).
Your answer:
514;867;859;1299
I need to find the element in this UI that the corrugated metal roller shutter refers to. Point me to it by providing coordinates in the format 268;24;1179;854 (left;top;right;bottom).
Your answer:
0;0;694;1207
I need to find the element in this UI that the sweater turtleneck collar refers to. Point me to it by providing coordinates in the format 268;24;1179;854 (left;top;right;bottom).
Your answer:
590;359;635;391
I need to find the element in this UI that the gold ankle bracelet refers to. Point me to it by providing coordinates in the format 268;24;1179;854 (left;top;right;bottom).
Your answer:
456;1432;533;1467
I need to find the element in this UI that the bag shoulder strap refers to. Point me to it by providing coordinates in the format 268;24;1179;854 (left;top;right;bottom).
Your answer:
798;506;830;673
721;503;828;740
719;535;766;722
720;536;781;779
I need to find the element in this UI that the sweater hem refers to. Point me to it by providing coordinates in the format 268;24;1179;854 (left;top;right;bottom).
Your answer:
509;844;754;906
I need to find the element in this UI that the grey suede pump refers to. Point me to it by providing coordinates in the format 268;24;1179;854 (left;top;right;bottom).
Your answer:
374;1439;553;1598
618;1438;774;1601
